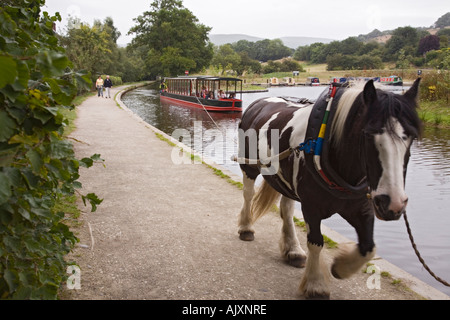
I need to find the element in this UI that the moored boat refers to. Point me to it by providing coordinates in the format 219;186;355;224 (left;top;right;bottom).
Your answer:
379;75;403;86
269;77;280;86
282;77;296;86
306;77;320;86
160;76;243;112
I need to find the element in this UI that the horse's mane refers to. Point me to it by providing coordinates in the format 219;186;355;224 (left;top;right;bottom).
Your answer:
330;82;366;147
330;82;422;148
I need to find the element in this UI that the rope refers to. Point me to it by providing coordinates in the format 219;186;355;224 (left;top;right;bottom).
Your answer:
193;93;239;146
403;212;450;287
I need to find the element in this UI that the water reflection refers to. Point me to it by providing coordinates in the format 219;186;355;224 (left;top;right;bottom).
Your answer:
121;84;450;296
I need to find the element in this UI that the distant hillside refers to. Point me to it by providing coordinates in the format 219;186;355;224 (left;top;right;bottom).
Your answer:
209;34;334;49
356;12;450;43
278;36;334;49
208;34;264;46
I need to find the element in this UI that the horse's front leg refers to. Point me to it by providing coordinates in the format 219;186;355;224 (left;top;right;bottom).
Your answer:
279;196;306;268
331;203;376;279
298;214;330;299
238;171;256;241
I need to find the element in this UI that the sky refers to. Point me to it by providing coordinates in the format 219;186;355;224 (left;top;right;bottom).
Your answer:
43;0;449;45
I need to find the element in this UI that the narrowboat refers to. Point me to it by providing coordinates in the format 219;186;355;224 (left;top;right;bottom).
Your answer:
269;77;280;86
282;77;296;86
160;76;243;112
306;77;320;86
379;75;403;86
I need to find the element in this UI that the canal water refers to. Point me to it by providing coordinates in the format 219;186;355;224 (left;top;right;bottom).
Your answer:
122;84;450;296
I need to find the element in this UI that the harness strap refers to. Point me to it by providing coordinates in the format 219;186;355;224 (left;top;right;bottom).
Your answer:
231;147;294;168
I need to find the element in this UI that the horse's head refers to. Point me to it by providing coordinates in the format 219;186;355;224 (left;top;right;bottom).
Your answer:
362;79;422;221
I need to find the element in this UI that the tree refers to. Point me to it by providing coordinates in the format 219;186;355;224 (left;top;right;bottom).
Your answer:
339;37;363;55
418;35;441;55
128;0;213;77
384;26;420;61
211;44;241;74
232;38;293;62
59;17;119;86
103;16;121;44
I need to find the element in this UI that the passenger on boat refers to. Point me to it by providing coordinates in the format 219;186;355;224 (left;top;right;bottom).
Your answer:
218;90;226;99
206;91;214;100
160;80;167;93
201;86;208;98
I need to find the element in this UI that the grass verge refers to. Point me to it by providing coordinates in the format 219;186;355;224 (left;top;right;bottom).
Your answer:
418;99;450;128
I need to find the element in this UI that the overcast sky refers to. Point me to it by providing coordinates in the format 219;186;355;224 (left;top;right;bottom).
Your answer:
43;0;448;45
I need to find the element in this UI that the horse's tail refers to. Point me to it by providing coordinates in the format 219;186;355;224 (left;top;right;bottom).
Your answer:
251;180;281;222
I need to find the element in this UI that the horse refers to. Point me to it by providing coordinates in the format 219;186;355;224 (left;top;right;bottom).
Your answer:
236;79;422;299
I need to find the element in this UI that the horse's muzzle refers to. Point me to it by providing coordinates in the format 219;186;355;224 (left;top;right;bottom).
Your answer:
373;194;406;221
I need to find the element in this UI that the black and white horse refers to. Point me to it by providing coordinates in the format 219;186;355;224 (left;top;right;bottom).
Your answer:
237;79;422;299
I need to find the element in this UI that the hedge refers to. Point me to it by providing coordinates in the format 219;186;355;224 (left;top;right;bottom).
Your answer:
0;0;102;299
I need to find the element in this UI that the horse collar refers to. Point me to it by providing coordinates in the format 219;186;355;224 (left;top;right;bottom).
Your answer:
302;83;369;200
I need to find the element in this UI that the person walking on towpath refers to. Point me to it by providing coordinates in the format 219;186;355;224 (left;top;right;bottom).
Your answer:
96;76;104;98
104;75;113;98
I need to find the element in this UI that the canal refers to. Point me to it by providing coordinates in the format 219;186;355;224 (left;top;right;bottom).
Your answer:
122;84;450;296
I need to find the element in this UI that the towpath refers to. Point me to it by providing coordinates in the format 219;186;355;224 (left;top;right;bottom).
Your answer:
61;84;449;302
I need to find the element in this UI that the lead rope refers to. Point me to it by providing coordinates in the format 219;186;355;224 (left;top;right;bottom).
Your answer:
193;93;239;145
403;212;450;287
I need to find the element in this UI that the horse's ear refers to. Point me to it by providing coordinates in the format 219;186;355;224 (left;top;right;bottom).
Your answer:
403;78;421;104
363;80;377;107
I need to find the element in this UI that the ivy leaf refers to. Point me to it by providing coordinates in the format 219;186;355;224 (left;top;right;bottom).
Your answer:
0;143;19;167
0;55;17;88
0;110;16;142
82;193;103;212
50;138;74;159
0;172;12;205
3;269;18;293
26;149;43;174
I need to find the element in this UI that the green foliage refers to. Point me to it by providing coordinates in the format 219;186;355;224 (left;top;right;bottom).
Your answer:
419;65;450;102
100;75;123;86
231;38;294;62
326;53;383;71
59;16;143;86
0;0;102;299
384;26;420;61
262;59;304;74
129;0;213;77
59;17;116;87
293;22;449;69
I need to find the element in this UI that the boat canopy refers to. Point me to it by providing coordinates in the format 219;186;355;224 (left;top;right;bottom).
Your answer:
163;76;243;100
164;76;242;82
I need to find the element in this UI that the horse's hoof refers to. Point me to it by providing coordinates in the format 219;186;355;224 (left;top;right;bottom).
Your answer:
331;264;342;279
288;255;306;268
239;231;254;241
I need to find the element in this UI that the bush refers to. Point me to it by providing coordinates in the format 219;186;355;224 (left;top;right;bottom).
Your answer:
0;1;102;299
419;70;450;102
100;75;123;86
262;59;304;74
327;54;383;71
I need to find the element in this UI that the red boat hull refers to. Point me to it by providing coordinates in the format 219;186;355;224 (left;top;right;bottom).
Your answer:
160;92;242;113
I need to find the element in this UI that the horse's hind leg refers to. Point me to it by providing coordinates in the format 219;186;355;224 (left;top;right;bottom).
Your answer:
238;171;256;241
279;196;306;268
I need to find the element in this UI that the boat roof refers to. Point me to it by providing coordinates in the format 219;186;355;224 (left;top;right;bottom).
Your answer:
164;76;242;82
